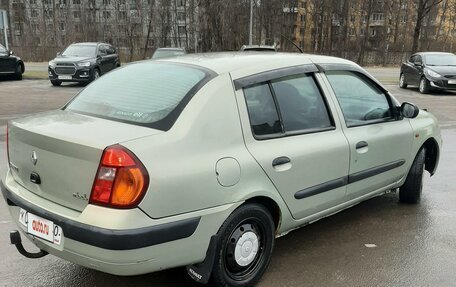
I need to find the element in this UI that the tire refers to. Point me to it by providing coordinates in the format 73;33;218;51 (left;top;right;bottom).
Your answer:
92;68;100;82
210;204;275;287
399;73;407;89
419;77;431;94
51;80;62;86
399;148;426;204
14;64;23;80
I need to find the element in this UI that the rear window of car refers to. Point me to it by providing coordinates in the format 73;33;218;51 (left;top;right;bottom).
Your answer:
65;62;213;130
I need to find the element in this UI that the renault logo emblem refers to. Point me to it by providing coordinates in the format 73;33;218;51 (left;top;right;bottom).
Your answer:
31;151;38;166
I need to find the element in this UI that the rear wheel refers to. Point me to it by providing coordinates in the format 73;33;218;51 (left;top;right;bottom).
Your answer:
399;73;407;89
51;80;62;86
210;204;275;287
419;77;431;94
399;148;426;203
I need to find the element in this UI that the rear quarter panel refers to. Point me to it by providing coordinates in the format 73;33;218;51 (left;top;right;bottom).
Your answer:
122;74;291;222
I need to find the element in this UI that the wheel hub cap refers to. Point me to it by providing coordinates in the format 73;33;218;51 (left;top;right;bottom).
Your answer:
234;231;259;266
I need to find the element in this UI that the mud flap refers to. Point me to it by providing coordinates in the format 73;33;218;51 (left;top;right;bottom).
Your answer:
186;235;219;284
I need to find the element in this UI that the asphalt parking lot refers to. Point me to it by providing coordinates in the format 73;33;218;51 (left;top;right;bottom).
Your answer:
0;70;456;287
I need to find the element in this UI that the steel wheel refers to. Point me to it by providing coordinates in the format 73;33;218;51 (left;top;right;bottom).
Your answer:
210;204;275;287
224;220;264;281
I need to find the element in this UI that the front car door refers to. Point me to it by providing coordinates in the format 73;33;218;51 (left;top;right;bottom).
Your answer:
0;44;14;74
323;68;414;201
234;65;350;220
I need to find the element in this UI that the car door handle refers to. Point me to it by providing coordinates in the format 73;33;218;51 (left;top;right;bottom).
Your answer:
272;156;291;167
356;141;368;149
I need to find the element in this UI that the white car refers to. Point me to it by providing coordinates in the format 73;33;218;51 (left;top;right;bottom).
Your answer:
2;52;441;286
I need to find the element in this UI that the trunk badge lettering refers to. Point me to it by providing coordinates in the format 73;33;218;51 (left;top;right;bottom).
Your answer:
73;193;89;201
31;151;38;166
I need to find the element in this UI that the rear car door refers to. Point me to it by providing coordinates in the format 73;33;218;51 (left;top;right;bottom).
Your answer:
324;69;414;201
234;66;350;220
402;55;415;84
409;55;423;85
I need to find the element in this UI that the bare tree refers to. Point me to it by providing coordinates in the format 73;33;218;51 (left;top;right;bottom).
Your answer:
411;0;443;53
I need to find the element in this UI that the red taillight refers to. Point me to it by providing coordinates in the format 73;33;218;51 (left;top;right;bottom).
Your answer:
90;145;149;208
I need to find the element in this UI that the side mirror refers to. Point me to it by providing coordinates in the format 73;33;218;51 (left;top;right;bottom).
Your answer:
414;61;423;67
401;102;419;119
9;50;14;56
56;51;61;57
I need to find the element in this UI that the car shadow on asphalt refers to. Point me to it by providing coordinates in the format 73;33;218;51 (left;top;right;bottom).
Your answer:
407;87;456;96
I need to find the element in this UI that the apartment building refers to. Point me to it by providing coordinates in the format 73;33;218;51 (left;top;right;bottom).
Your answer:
0;0;198;60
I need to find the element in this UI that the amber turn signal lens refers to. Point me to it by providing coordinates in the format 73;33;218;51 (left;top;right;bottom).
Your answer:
111;168;145;206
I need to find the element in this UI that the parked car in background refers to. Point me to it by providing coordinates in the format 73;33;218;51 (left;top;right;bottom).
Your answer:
0;44;24;80
400;52;456;94
48;42;120;86
151;47;186;59
3;53;441;287
240;44;277;52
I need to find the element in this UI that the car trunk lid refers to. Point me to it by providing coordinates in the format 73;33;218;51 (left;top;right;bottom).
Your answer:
7;110;162;212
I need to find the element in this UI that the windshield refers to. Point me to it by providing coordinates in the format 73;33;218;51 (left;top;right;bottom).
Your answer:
425;54;456;66
62;45;97;57
152;50;186;59
65;62;210;130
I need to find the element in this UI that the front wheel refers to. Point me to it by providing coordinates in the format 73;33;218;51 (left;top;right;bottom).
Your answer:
92;68;100;82
399;148;426;203
210;204;275;287
14;64;23;80
419;77;431;94
399;73;407;89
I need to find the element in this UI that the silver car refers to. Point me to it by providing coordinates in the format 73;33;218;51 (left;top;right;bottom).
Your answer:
2;53;441;286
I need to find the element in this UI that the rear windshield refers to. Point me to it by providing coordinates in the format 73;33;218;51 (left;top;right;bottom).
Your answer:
65;62;212;130
152;50;186;59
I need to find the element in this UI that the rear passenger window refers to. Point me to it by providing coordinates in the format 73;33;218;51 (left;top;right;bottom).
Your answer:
244;83;282;136
243;73;334;138
272;75;332;132
326;71;392;127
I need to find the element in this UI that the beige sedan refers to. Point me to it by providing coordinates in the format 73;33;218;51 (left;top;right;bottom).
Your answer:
2;52;441;286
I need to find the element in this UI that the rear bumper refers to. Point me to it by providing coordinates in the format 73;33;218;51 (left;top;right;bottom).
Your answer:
1;181;200;250
1;174;240;275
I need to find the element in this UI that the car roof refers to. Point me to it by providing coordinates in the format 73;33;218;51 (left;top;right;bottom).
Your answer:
414;52;455;56
157;52;355;76
70;42;110;46
240;45;276;50
156;47;185;51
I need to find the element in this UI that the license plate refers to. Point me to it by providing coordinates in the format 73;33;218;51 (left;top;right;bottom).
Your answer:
448;80;456;85
19;208;63;245
58;75;72;80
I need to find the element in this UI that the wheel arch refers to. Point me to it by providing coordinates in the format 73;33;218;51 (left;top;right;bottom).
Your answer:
421;137;439;176
243;196;282;233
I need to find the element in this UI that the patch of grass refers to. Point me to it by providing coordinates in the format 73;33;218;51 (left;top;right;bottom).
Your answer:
23;70;49;80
